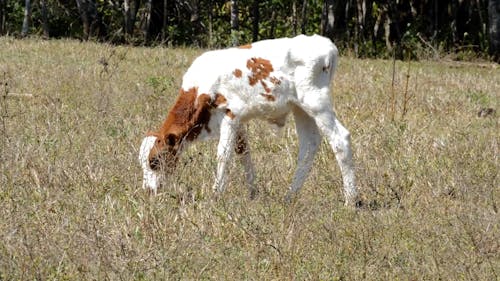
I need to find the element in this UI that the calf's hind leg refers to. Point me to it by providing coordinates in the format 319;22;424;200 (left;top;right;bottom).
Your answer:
313;109;357;206
285;107;322;202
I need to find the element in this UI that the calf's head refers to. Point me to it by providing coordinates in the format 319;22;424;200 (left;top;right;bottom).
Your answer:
147;132;181;172
140;88;224;193
146;90;213;172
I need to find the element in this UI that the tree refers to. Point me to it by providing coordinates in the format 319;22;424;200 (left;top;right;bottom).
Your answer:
40;0;49;38
75;0;105;40
124;0;141;37
144;0;166;43
292;1;297;35
489;0;500;61
0;0;5;35
161;0;167;41
21;0;32;37
149;0;164;41
190;0;202;45
252;0;259;41
75;0;90;39
0;0;495;60
230;0;239;46
321;0;335;40
301;0;307;33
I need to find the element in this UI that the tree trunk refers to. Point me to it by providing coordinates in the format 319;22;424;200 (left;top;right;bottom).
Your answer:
292;1;297;35
124;0;140;36
75;0;105;40
345;0;351;42
190;0;199;23
230;0;239;46
124;0;131;34
301;0;307;34
0;0;5;35
21;0;32;37
161;0;167;41
489;0;500;61
75;0;90;39
208;0;213;47
144;0;151;41
321;0;335;40
384;9;391;51
252;0;259;41
144;0;164;42
40;0;49;38
190;0;201;46
476;0;487;43
270;10;276;38
354;0;366;54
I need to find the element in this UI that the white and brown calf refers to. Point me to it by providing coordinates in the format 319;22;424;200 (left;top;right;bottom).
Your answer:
139;34;358;206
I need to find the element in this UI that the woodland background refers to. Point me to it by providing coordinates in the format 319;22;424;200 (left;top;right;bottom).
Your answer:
0;0;499;60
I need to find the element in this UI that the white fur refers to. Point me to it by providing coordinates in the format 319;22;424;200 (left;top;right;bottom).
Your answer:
139;136;163;194
142;34;358;206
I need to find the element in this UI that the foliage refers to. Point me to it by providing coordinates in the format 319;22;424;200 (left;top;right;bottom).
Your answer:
0;0;496;59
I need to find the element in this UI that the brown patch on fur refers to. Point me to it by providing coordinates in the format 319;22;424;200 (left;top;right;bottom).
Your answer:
148;88;215;169
322;65;330;72
214;93;227;106
233;69;243;78
246;57;274;86
226;109;235;119
270;76;281;85
159;88;213;141
260;93;276;101
214;93;235;119
238;44;252;49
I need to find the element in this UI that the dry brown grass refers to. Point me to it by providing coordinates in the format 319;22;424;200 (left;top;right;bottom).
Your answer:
0;37;498;280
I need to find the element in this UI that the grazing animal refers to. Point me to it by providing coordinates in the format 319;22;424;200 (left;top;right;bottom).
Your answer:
140;34;358;206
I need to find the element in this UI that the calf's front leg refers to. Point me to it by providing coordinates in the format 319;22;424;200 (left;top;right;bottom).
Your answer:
212;116;238;194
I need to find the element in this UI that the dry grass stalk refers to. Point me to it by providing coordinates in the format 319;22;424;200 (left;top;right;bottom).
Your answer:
401;59;414;119
390;48;397;121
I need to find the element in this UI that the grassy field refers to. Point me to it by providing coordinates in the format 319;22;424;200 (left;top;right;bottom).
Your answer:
0;37;498;280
